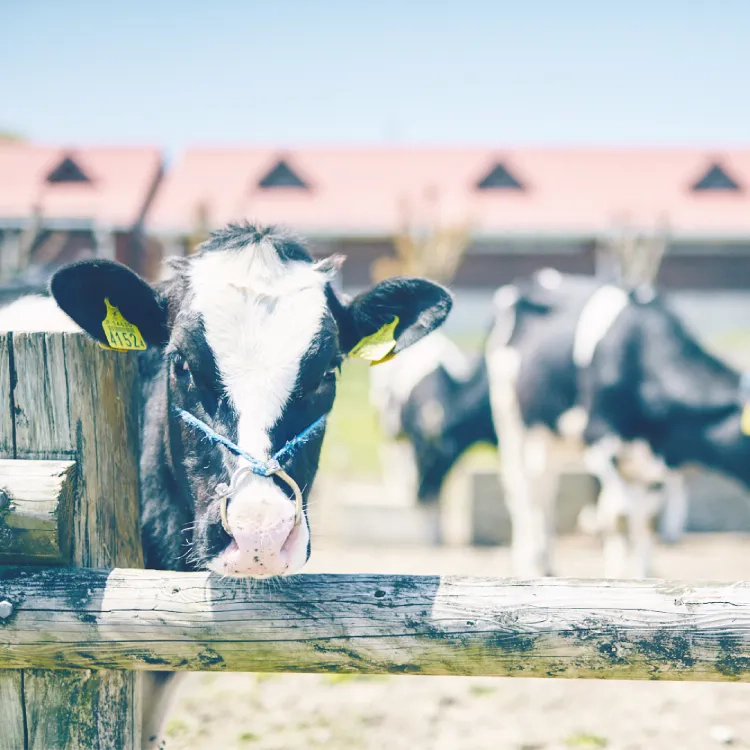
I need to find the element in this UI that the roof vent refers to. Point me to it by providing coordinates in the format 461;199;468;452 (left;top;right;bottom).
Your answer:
258;159;308;189
46;155;91;184
691;163;741;192
476;162;524;190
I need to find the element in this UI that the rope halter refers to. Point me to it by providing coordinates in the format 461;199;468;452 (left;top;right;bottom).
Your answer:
174;407;327;536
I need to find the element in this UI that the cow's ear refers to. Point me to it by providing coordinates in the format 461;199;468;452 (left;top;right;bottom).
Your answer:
50;260;169;350
335;277;452;365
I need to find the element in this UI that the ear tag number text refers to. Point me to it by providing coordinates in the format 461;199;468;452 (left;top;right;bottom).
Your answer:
100;298;147;352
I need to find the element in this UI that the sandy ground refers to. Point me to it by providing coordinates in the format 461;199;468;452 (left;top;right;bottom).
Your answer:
164;534;750;750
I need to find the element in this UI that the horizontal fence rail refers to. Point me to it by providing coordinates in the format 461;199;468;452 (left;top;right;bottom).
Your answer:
1;568;750;681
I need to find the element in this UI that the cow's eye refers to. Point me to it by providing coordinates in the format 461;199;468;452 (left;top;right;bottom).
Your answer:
173;354;191;379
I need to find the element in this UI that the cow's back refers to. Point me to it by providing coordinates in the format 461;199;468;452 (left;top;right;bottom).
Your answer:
491;271;600;431
0;294;80;332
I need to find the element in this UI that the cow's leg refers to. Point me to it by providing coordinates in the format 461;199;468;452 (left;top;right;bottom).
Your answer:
584;437;632;578
142;671;186;749
659;471;688;544
496;428;557;577
624;483;661;578
596;477;631;578
620;444;671;577
586;437;666;578
522;428;559;576
487;346;556;577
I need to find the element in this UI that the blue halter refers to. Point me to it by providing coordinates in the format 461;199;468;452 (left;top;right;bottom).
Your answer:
174;407;327;477
174;407;327;533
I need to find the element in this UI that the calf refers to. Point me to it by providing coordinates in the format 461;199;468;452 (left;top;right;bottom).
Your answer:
369;331;497;510
34;223;452;746
487;268;744;578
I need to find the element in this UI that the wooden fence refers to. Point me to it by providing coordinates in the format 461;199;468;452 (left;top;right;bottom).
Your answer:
1;332;749;749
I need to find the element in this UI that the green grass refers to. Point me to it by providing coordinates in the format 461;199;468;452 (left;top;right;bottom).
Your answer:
320;359;384;478
165;718;191;738
468;684;496;697
564;733;608;749
323;673;391;685
714;328;750;351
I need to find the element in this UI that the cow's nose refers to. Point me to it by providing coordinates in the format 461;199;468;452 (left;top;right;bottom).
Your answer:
209;481;309;578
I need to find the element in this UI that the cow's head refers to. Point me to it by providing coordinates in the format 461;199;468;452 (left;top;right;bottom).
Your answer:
50;224;452;577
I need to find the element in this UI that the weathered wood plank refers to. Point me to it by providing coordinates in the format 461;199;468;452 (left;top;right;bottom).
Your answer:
12;333;72;462
1;333;144;750
1;569;750;682
0;670;26;750
0;459;76;565
0;334;14;459
11;333;143;569
24;669;140;750
0;332;24;747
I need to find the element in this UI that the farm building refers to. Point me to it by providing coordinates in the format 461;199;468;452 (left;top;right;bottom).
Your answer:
0;143;164;295
147;147;750;290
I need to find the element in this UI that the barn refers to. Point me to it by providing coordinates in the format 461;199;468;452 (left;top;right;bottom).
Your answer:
146;147;750;291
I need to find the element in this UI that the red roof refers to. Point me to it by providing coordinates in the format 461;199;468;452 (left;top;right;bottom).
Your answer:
147;147;750;239
0;144;162;229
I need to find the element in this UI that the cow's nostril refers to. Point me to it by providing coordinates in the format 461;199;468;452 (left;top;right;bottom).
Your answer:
214;482;233;537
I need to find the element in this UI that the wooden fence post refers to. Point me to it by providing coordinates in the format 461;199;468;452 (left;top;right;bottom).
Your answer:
0;332;143;750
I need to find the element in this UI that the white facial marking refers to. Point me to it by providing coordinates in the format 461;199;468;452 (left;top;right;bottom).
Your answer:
189;242;329;460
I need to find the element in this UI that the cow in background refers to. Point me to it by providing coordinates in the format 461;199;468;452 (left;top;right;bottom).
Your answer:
487;268;745;578
369;331;497;532
367;283;685;560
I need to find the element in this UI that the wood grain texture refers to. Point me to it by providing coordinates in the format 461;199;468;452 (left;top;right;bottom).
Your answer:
24;669;140;750
1;569;750;682
0;332;23;749
0;671;26;750
11;333;143;569
0;334;14;459
0;459;76;565
0;333;143;750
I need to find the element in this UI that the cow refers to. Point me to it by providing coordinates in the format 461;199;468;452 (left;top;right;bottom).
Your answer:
486;267;746;579
366;274;688;562
7;223;452;748
369;331;497;517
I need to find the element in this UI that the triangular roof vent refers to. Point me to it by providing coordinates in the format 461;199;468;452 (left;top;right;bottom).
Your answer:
258;159;308;189
476;162;524;190
46;155;91;184
692;163;742;192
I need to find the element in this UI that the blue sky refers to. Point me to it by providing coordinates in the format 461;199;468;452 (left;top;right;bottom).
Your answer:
2;1;749;153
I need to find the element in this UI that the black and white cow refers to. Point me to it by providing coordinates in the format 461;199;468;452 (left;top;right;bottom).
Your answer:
486;268;746;578
7;223;452;747
369;331;497;509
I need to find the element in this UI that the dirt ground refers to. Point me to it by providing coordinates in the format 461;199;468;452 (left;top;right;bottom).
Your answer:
165;534;750;750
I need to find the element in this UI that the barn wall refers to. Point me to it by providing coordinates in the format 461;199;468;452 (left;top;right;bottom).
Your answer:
307;236;750;292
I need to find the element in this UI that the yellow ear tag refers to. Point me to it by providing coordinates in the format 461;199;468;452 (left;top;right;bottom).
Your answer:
348;316;399;367
742;405;750;436
99;298;147;352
